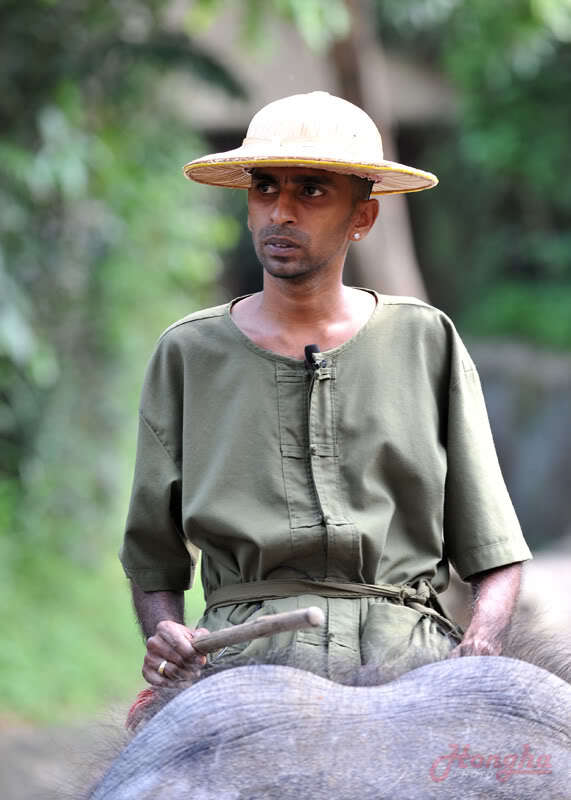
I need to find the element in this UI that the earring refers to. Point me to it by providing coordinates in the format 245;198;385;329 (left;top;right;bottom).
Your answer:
353;232;361;240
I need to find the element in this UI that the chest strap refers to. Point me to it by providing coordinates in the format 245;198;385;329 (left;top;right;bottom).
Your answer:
204;578;462;638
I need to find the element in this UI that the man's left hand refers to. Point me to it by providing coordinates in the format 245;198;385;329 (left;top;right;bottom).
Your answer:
449;627;502;657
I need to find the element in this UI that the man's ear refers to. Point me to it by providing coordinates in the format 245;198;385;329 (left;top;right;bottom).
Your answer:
352;198;380;241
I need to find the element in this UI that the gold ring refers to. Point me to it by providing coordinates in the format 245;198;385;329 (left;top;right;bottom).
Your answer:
158;659;168;676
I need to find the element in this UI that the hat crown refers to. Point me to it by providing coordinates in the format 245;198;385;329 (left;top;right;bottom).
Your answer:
243;91;384;162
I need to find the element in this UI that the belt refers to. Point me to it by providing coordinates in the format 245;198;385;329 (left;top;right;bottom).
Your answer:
205;578;462;638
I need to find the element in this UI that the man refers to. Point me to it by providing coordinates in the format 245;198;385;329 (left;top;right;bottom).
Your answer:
120;92;531;688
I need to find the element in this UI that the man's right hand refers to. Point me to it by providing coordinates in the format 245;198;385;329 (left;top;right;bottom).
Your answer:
142;621;209;687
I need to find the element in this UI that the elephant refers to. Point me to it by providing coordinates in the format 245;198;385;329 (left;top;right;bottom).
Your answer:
85;645;571;800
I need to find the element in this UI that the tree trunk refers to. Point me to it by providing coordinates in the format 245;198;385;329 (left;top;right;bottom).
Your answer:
329;0;428;300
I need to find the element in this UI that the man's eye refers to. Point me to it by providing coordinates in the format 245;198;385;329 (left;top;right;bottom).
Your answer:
256;182;277;194
303;185;324;197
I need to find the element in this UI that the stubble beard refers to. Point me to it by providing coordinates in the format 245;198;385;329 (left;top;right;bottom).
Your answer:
253;227;337;284
259;252;330;283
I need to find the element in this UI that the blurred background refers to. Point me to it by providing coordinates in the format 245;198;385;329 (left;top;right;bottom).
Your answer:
1;0;570;744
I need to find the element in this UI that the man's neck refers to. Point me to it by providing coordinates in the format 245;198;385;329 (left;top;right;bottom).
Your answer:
259;271;352;327
230;274;377;359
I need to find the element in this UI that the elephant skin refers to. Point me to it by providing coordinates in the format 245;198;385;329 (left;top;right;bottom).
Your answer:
86;656;570;800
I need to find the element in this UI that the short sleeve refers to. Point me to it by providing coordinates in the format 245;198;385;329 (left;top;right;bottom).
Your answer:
119;336;197;591
443;330;532;580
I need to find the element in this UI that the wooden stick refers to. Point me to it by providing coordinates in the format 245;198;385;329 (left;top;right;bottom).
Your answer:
191;606;325;655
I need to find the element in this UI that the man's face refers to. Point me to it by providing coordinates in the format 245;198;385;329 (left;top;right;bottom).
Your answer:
247;167;363;281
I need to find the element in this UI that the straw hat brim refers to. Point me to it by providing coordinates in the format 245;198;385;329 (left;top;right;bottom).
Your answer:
183;151;438;195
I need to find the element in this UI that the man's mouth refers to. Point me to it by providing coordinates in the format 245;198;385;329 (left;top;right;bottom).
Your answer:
265;237;299;247
263;237;300;255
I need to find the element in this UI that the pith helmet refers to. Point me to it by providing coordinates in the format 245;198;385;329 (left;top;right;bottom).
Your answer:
183;91;437;195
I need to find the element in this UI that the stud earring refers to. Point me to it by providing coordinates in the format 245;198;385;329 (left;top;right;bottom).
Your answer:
353;233;361;240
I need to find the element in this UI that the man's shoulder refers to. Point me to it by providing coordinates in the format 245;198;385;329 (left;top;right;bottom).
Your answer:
157;301;230;343
381;294;439;313
379;293;454;329
377;293;476;373
372;293;469;363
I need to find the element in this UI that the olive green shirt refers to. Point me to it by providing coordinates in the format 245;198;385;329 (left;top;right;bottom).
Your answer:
120;291;531;676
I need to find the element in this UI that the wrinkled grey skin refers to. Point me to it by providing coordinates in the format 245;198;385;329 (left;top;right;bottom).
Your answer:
87;656;570;800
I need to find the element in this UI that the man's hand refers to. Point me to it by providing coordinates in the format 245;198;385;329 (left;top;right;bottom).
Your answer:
449;562;523;658
143;621;208;687
449;626;503;657
129;581;209;687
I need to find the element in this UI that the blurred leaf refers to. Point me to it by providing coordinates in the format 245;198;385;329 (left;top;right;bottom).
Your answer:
531;0;571;39
205;0;351;51
185;0;226;33
462;282;571;349
276;0;351;51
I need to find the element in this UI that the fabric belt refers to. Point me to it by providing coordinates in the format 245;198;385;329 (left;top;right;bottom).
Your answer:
205;578;462;637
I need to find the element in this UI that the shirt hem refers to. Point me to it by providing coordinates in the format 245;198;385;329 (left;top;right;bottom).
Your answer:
121;563;192;592
451;540;532;581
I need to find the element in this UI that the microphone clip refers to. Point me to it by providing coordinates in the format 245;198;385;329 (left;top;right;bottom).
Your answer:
304;344;321;371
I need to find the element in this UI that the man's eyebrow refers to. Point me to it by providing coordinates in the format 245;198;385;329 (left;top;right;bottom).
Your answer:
291;174;334;186
250;171;278;183
250;171;334;186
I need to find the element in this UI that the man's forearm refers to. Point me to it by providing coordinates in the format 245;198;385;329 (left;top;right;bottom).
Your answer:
450;562;523;657
470;562;522;634
130;581;185;640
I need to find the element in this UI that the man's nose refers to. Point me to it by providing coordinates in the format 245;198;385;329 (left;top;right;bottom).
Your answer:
269;191;297;225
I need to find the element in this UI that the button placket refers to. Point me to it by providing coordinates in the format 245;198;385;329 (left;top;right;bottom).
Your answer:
276;364;322;530
308;364;344;510
307;358;349;562
308;368;324;500
307;357;360;583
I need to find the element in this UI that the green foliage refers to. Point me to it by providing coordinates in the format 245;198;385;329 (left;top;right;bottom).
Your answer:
462;282;571;348
0;0;242;493
375;0;571;348
186;0;351;51
0;553;206;722
0;0;244;137
252;0;350;51
0;0;241;720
